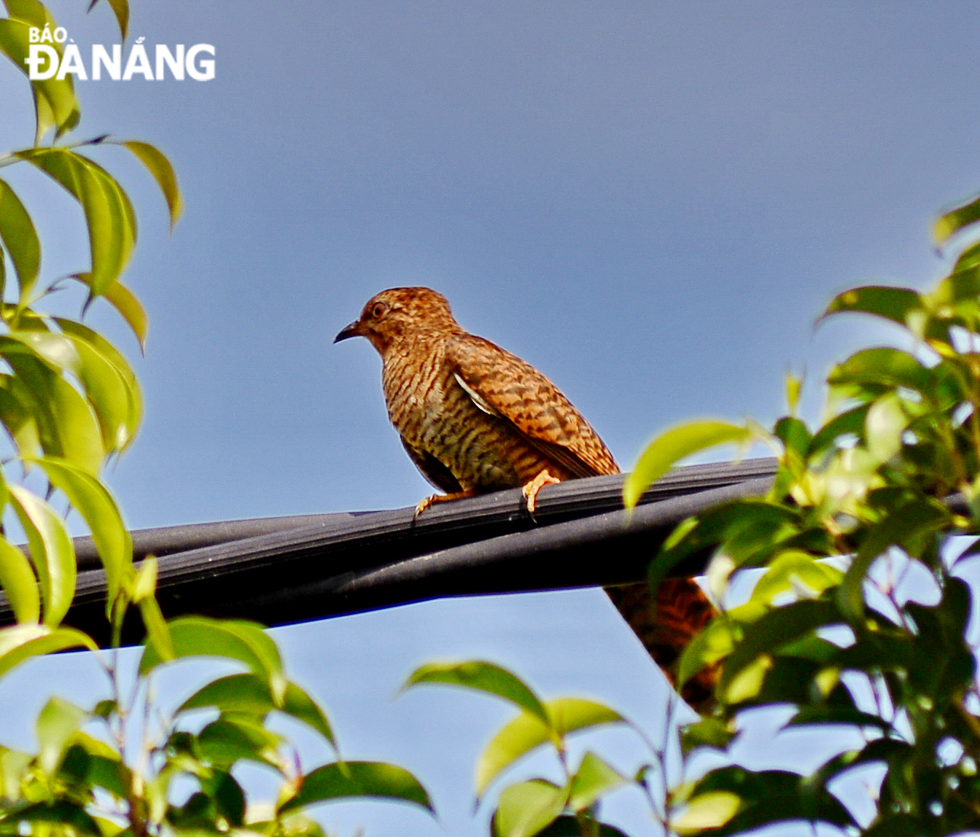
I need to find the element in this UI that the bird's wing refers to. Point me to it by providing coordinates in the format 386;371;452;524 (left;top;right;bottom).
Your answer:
400;437;465;494
447;334;619;477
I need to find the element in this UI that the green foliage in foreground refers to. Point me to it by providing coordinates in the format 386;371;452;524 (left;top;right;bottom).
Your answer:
621;188;980;836
403;660;651;837
418;192;980;836
0;2;432;835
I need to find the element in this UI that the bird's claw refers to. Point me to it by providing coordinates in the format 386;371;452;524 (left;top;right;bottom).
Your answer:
413;489;477;520
522;469;562;514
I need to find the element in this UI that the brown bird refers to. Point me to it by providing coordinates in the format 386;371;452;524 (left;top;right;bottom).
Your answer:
336;287;717;710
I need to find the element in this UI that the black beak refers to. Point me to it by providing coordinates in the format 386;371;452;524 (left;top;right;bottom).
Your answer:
334;320;362;343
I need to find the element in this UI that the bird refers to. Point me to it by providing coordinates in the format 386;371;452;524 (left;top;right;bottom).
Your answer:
335;287;717;710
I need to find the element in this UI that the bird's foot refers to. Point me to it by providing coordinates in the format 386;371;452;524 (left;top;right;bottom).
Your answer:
414;489;477;519
521;469;562;514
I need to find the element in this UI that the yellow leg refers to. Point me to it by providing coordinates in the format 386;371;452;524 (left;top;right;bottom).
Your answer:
521;469;562;514
414;489;477;518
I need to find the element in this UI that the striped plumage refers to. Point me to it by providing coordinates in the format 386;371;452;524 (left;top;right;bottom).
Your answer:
336;288;618;498
336;287;717;711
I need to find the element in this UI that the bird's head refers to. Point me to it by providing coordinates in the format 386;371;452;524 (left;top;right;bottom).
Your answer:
334;287;462;354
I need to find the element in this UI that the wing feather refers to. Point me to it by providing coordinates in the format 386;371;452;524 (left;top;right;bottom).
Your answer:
447;334;619;477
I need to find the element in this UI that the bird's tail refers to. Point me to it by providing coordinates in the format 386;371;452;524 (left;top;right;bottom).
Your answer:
604;577;718;714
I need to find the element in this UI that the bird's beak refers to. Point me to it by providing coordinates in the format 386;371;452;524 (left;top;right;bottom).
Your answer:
334;320;363;343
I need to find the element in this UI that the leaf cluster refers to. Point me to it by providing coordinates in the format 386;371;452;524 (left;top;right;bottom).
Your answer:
403;660;663;837
624;189;980;835
0;5;433;837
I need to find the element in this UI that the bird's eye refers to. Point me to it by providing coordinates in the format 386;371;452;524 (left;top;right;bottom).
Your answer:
371;302;387;319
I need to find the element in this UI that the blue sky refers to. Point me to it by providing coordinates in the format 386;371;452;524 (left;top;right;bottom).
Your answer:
2;2;980;834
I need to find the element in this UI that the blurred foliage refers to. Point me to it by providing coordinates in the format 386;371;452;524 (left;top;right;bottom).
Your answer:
0;3;431;836
622;187;980;835
403;660;666;837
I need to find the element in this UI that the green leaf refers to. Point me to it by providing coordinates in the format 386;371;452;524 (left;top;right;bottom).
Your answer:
546;698;625;737
61;332;139;452
477;698;624;799
0;373;42;459
179;672;337;750
0;747;32;801
827;348;933;399
864;392;908;463
69;275;149;351
140;617;285;698
30;456;131;608
0;623;95;678
196;716;283;769
132;555;157;602
673;766;855;835
36;696;86;775
477;712;552;800
138;594;172;660
280;761;433;814
680;716;738;755
9;484;75;626
568;751;627;812
0;18;81;139
56;316;142;432
0;178;40;301
673;790;741;835
935;192;980;245
4;0;52;28
821;285;923;331
5;352;104;472
0;330;80;373
750;551;843;606
89;0;129;40
678;601;766;687
403;660;549;723
0;535;40;624
808;403;870;457
718;599;842;695
785;705;892;732
493;779;567;837
65;740;131;799
123;141;183;230
18;149;136;294
837;496;949;623
953;239;980;272
625;420;755;508
784;371;803;415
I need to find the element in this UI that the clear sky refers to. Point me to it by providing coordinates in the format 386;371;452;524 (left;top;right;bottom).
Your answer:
1;2;980;834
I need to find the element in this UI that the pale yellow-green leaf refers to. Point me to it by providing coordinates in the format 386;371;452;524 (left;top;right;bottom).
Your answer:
19;150;136;294
476;697;624;799
0;178;40;301
751;551;844;606
477;710;552;800
567;751;626;812
30;456;131;607
493;780;566;837
36;696;86;776
0;623;96;679
9;485;75;626
625;420;755;508
0;536;40;624
123;141;183;230
133;556;157;602
865;392;907;463
673;791;741;835
723;653;772;704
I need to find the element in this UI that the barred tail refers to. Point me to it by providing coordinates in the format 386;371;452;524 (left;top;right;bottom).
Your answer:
605;577;718;714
